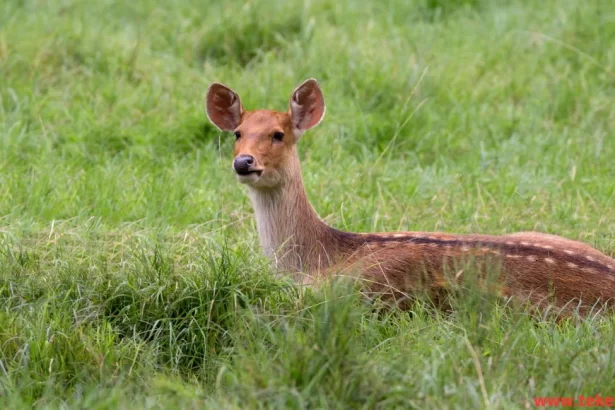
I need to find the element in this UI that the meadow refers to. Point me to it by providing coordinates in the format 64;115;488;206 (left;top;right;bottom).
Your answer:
1;0;615;408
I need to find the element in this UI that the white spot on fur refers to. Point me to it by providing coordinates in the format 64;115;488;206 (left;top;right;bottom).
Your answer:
526;255;537;262
564;250;575;255
428;243;438;248
393;233;406;238
506;254;521;259
567;262;578;268
505;241;514;246
585;255;595;262
582;267;597;274
608;265;615;270
520;241;530;246
481;247;490;252
461;246;470;252
490;249;501;255
544;257;556;264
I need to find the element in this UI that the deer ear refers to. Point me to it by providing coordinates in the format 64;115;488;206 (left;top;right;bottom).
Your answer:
206;82;244;131
289;78;325;136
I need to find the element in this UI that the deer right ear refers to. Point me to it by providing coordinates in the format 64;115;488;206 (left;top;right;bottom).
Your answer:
289;78;326;137
206;83;244;131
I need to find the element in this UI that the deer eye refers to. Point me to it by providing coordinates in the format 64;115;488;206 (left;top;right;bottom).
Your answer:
234;131;241;140
273;131;284;142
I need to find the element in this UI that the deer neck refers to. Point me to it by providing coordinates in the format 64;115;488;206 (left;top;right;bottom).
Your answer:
247;157;336;273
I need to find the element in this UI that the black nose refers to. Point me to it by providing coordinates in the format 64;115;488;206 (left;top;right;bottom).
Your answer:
233;155;255;175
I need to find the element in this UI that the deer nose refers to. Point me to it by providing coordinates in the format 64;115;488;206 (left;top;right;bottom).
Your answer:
233;155;255;175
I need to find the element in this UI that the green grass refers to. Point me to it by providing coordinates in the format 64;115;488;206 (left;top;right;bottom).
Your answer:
1;0;615;408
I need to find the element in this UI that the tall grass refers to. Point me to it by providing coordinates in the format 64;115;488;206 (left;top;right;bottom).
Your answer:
1;0;615;408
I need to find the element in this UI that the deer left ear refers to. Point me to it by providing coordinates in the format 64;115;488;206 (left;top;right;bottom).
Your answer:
206;82;244;131
288;78;326;138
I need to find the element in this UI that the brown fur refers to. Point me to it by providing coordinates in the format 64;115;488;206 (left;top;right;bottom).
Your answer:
206;79;615;318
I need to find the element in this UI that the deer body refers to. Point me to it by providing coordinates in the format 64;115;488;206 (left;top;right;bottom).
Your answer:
206;79;615;316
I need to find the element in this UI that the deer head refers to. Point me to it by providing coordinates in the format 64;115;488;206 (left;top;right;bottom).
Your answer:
206;79;326;189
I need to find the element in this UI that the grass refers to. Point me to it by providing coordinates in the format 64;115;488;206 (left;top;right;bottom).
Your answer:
1;0;615;408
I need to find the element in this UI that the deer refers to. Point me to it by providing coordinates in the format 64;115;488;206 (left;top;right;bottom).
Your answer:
206;78;615;318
